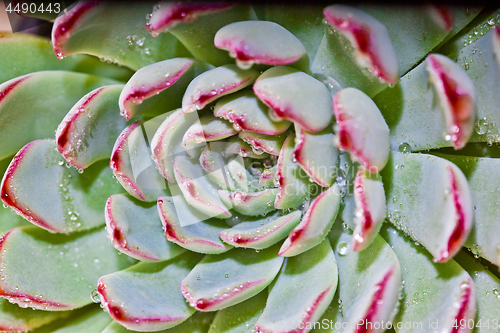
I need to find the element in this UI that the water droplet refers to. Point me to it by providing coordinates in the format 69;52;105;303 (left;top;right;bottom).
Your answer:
337;241;350;256
398;142;412;154
474;118;489;135
90;289;101;303
225;274;229;278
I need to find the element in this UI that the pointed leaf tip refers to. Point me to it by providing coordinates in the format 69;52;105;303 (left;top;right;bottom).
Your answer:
323;5;399;85
493;26;500;69
426;53;476;150
214;21;306;69
253;66;333;133
352;168;387;252
146;2;233;33
427;5;455;32
333;87;390;172
51;0;99;59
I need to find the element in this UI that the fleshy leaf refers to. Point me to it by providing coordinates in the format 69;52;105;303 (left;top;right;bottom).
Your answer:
51;1;191;70
279;184;341;257
426;53;476;149
0;32;133;83
214;21;307;70
274;134;311;210
182;64;258;113
323;5;399;85
97;254;201;332
157;195;232;254
381;226;476;333
224;136;270;159
30;305;111;333
182;114;237;157
181;244;284;311
102;311;215;333
294;124;338;187
219;189;277;217
0;157;30;233
1;140;122;233
0;298;70;332
119;58;211;120
0;227;134;310
351;168;387;252
111;119;169;202
151;109;203;183
214;90;292;135
313;6;476;97
146;2;233;32
56;85;127;169
199;145;231;190
381;152;474;262
238;131;287;156
331;229;402;333
374;29;493;151
150;5;257;66
454;251;500;329
0;71;117;160
255;239;338;333
174;156;231;218
439;153;500;267
253;66;333;133
105;194;185;261
333;87;390;172
219;210;301;249
208;291;267;333
258;165;277;190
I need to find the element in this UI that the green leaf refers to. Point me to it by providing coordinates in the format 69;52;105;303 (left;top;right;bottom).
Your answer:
224;136;270;160
0;71;118;161
219;189;278;217
181;244;284;311
0;156;30;233
381;152;474;262
1;140;123;233
214;90;291;135
255;239;338;332
183;114;237;157
182;64;258;113
380;226;476;333
119;58;212;120
330;228;402;332
219;210;302;250
31;305;111;333
208;291;267;333
97;254;201;332
294;124;338;187
0;298;70;332
105;194;185;261
174;156;232;218
0;226;134;310
56;85;128;169
111;119;170;202
151;109;203;183
310;291;342;333
438;154;500;267
0;32;133;83
214;20;308;70
454;251;500;332
453;28;500;145
102;311;215;333
157;194;232;254
254;66;333;133
238;131;288;156
157;5;257;66
274;134;312;210
52;2;191;71
279;184;341;257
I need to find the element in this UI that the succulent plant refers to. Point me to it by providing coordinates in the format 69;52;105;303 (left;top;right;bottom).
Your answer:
0;2;500;332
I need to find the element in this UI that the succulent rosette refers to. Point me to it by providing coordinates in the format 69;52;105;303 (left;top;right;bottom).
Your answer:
0;1;499;332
